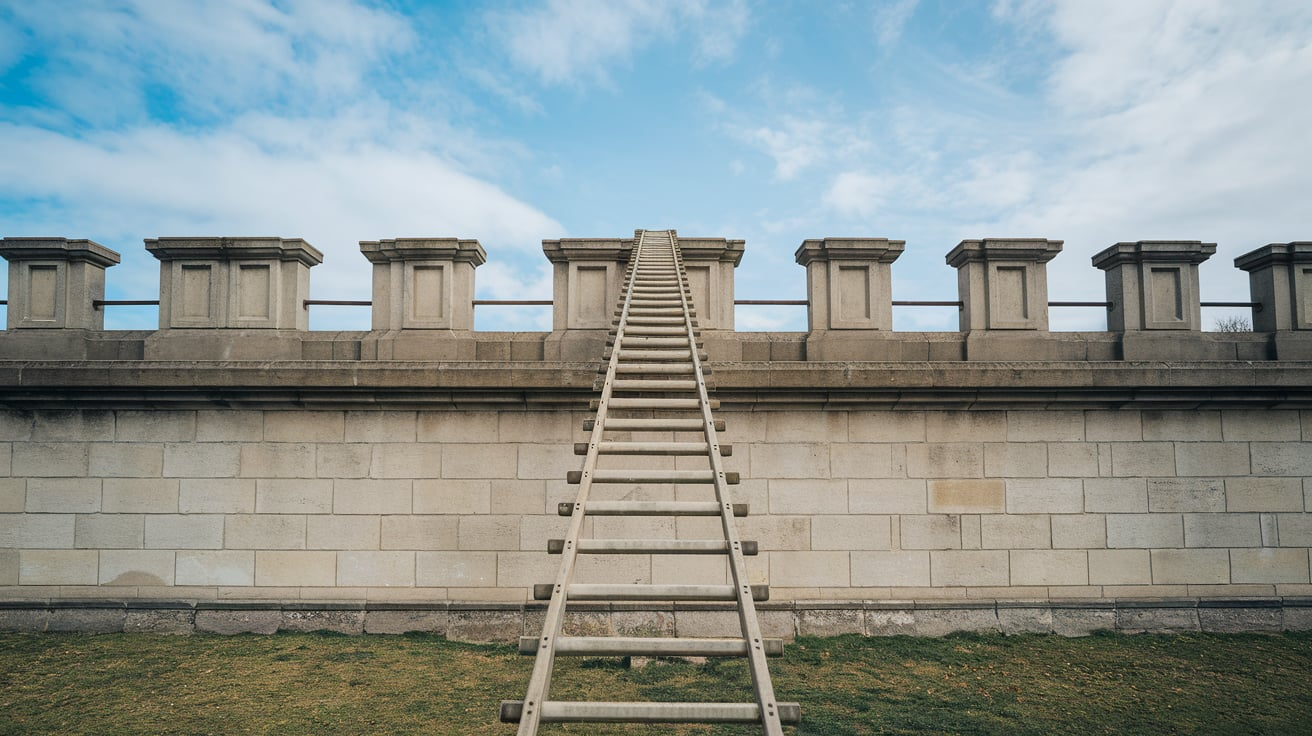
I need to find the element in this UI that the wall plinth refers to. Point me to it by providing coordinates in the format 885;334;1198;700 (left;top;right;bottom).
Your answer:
1092;240;1216;332
946;238;1063;331
1235;242;1312;332
360;238;485;332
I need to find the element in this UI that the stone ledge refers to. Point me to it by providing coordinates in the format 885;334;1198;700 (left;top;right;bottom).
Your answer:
4;598;1308;638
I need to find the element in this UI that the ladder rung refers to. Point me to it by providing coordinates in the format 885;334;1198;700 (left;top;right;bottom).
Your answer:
595;398;716;410
621;326;686;336
547;538;757;555
500;700;801;724
615;363;694;374
567;469;739;484
559;501;747;516
586;418;725;431
533;583;769;601
615;349;701;361
518;636;783;657
620;337;692;348
612;379;699;391
574;441;730;456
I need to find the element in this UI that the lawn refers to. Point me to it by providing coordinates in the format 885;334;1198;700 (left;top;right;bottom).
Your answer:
2;631;1310;734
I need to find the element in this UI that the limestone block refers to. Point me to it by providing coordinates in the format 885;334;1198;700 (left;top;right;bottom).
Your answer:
446;609;521;643
114;411;196;443
145;514;223;549
1251;443;1312;476
365;609;449;635
263;411;343;443
519;514;569;551
848;479;927;514
20;550;98;584
124;607;195;634
737;516;811;551
179;479;255;513
906;443;983;478
984;444;1047;478
0;513;72;549
1174;443;1249;477
256;479;333;514
163;443;240;478
926;412;1005;442
442;443;516;479
769;551;850;587
960;515;982;549
1277;514;1312;547
498;412;577;443
798;606;863;636
344;411;417;443
1284;605;1312;631
863;607;917;635
900;515;961;550
1010;550;1088;586
1197;604;1283;633
997;604;1054;635
576;553;650;584
176;550;255;586
927;479;1004;514
1008;411;1084;442
1051;606;1116;636
413;551;496;587
99;550;175;586
1143;410;1221;441
333;479;411;515
88;443;163;478
255;550;335;586
1221;410;1301;441
490;479;547;515
718;411;767;444
829;444;893;478
1183;514;1261;548
1150;549;1230;584
749;443;829;479
195;609;280;634
74;514;143;549
612;609;676;638
0;607;48;632
851;551;930;587
381;516;459;550
48;607;127;633
811;516;891;551
1006;478;1083;514
516;444;578;480
1084;478;1148;513
1225;478;1304;512
1231;549;1310;584
194;411;263;441
929;551;1008;587
491;551;559;590
1088;549;1151;585
1106;514;1182;548
674;609;742;638
1085;411;1142;441
765;412;847;443
1115;604;1199;634
307;516;380;550
848;411;925;442
412;479;491;515
0;412;33;441
280;609;364;634
418;411;499;443
652;555;727;585
980;515;1050;549
12;442;89;477
32;410;115;441
768;479;847;515
1145;478;1224;513
0;479;24;513
101;479;178;513
239;443;315;478
1052;514;1106;549
224;514;306;550
316;444;371;479
458;515;520;551
25;478;100;513
370;443;442;479
337;551;414;587
1048;444;1099;478
913;604;1001;635
1110;442;1176;477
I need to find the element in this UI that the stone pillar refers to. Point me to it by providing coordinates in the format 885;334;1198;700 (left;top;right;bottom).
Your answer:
145;237;323;330
795;237;904;331
359;238;485;331
1234;242;1312;331
946;239;1063;331
677;237;744;331
542;237;633;331
0;238;120;329
1091;241;1216;331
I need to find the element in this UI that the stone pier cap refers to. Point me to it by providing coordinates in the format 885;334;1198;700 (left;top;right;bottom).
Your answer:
144;236;324;265
0;237;121;267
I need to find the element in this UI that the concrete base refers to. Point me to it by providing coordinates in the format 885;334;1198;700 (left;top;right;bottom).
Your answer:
5;598;1307;639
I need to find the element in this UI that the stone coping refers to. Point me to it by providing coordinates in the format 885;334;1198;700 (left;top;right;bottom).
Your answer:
1;359;1311;409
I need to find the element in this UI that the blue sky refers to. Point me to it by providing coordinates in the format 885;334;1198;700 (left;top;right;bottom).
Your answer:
1;0;1309;332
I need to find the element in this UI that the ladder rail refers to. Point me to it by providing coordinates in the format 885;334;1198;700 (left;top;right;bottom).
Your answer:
514;236;644;735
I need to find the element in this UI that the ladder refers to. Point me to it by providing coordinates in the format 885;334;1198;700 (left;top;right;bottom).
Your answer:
501;229;798;733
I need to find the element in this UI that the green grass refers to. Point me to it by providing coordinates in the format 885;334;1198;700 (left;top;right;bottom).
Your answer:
2;631;1311;734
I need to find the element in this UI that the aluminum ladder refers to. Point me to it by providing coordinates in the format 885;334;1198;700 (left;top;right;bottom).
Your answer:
501;229;798;732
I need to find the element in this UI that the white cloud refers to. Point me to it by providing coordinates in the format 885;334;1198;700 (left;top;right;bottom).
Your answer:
824;171;894;218
729;115;870;181
489;0;748;86
873;0;919;47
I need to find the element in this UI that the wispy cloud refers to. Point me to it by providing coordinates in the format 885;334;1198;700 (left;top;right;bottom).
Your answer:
873;0;919;47
488;0;748;87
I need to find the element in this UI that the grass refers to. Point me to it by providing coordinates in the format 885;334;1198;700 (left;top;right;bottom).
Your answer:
2;631;1311;734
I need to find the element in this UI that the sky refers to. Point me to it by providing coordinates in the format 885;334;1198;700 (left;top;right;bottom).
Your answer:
1;0;1309;332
